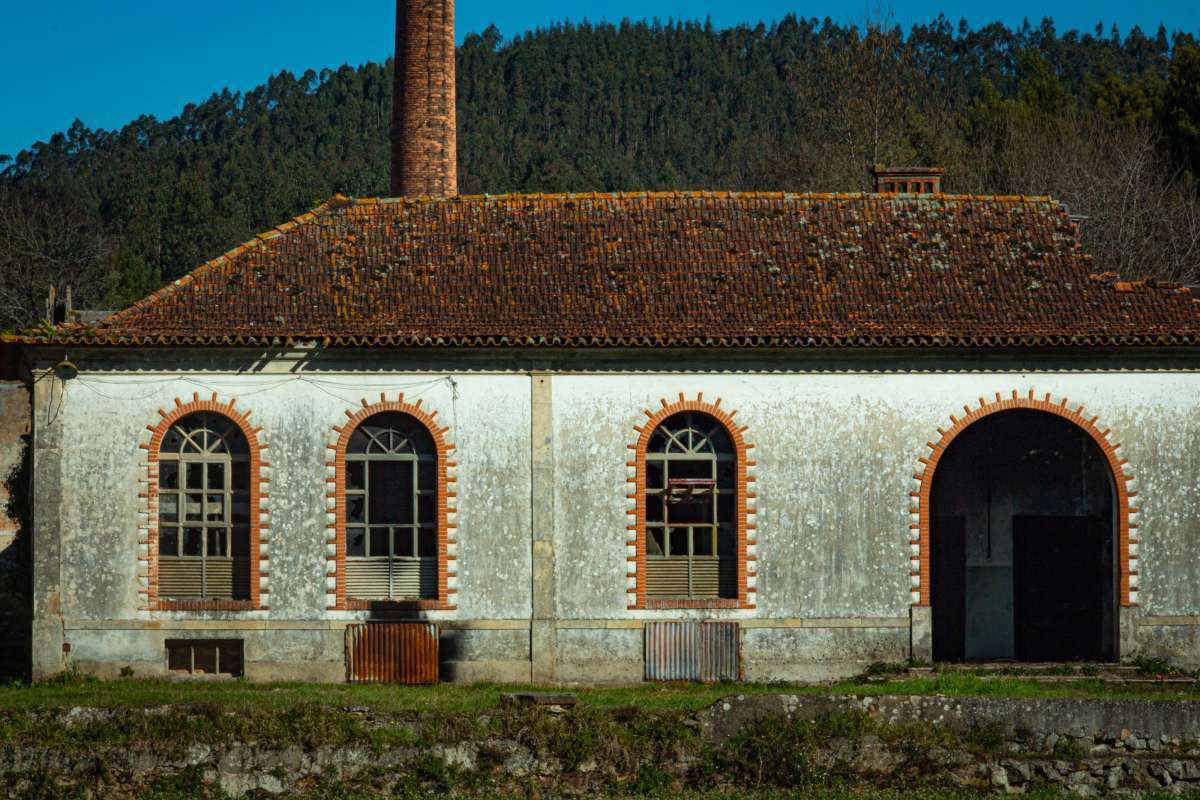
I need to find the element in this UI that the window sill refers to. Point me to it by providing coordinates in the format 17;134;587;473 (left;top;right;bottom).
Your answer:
642;598;742;609
344;598;454;612
155;599;258;612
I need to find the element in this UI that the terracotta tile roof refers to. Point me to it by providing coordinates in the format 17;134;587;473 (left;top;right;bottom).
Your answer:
25;191;1200;349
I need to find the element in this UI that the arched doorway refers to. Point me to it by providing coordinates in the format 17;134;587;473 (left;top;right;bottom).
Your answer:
930;409;1117;662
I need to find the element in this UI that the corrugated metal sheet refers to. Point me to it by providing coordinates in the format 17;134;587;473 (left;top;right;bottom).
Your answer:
699;621;741;682
158;557;250;599
159;558;202;598
644;621;741;682
345;622;439;684
346;559;437;600
646;560;690;598
645;557;737;599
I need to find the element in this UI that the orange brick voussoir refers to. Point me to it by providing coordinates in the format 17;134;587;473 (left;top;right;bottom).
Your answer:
328;393;457;611
141;392;269;612
629;392;756;610
911;389;1137;608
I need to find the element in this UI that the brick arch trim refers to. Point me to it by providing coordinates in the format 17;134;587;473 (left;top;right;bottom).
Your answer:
627;392;757;609
139;392;270;611
912;389;1138;608
326;394;457;610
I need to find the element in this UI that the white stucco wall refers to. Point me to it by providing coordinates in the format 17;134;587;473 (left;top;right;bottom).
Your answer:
52;369;533;625
552;370;1200;621
30;349;1200;679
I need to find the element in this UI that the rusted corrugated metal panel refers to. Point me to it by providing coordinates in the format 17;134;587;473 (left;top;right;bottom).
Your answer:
345;622;438;684
645;621;740;682
699;621;741;682
645;621;699;681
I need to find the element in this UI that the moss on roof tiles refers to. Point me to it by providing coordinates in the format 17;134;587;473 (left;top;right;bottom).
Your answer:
20;191;1200;349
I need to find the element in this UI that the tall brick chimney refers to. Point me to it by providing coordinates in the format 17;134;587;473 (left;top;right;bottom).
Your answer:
391;0;457;197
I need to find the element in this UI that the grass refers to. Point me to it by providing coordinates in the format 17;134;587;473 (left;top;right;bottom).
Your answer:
1;669;1197;716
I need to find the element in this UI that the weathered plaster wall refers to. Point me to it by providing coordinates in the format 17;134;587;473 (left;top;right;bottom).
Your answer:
28;349;1200;680
550;365;1200;673
0;379;30;678
34;362;531;678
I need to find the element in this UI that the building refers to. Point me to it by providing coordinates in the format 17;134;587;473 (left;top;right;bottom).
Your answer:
6;0;1200;683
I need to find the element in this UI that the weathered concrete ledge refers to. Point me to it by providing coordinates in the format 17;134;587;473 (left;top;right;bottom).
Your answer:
697;694;1200;744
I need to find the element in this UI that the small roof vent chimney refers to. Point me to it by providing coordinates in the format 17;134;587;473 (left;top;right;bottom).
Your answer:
872;165;944;195
391;0;457;198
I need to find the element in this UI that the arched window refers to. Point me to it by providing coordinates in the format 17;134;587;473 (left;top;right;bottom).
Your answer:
344;412;438;599
157;412;251;600
644;412;737;599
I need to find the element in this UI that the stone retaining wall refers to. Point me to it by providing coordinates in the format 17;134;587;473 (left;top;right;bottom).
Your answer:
6;694;1200;797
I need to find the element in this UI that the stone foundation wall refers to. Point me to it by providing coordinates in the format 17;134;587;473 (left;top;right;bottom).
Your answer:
6;695;1200;797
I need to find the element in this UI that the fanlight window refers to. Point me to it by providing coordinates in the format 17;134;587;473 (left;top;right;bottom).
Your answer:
344;412;438;600
644;412;737;599
157;413;251;600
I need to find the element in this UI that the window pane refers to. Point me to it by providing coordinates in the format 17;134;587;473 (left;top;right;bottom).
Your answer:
418;528;437;558
363;424;390;451
646;494;664;523
160;462;179;490
159;495;178;523
346;461;366;491
369;461;413;524
206;494;225;522
181;432;201;454
183;528;203;556
231;494;250;525
693;528;714;556
669;527;689;557
394;529;415;558
232;463;250;492
717;460;736;487
347;528;366;557
417;459;436;490
646;460;664;489
717;526;736;557
717;494;734;523
669;499;712;524
207;462;225;490
369;528;390;557
647;429;669;452
417;494;436;525
226;431;249;455
185;494;203;521
159;528;178;556
647;528;665;556
232;527;250;558
348;428;370;454
186;463;204;490
162;428;184;452
347;496;366;524
207;529;228;556
669;459;712;480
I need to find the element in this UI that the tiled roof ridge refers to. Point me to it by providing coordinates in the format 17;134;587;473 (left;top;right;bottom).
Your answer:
95;195;356;330
355;189;1059;204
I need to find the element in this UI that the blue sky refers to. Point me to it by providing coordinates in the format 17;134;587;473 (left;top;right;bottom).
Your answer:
1;0;1196;157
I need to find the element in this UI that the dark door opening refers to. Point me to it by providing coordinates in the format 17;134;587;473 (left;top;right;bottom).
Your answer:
930;410;1116;662
1013;516;1108;662
931;515;966;663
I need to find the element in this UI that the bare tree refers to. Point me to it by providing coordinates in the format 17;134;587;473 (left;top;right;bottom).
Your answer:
981;110;1200;283
0;187;112;330
782;11;923;190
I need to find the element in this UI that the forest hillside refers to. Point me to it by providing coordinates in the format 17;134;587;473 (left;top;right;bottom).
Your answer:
1;16;1199;329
